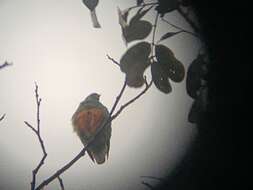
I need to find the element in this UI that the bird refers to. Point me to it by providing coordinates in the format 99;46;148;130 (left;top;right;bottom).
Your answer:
72;93;111;164
82;0;101;28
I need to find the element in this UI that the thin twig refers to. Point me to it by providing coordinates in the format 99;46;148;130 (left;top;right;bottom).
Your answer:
106;54;120;67
109;78;127;115
57;176;65;190
0;61;12;70
161;17;199;38
35;76;127;189
24;83;48;190
35;58;152;190
177;6;200;34
0;114;6;122
111;79;152;120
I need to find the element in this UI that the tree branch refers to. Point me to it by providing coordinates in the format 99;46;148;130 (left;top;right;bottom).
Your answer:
109;78;127;116
106;54;120;67
24;83;48;190
111;78;152;120
0;61;12;70
35;76;127;189
57;176;65;190
35;56;152;190
0;114;6;122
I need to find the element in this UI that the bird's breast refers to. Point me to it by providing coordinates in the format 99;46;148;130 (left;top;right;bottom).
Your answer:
74;107;105;136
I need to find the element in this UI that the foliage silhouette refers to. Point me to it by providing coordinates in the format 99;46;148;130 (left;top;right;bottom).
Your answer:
120;42;151;87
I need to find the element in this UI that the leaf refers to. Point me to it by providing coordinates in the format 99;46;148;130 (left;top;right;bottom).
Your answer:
120;42;151;87
118;7;129;28
119;6;152;44
125;70;147;87
159;31;182;42
167;59;185;82
155;45;185;82
155;0;179;17
137;0;144;6
186;54;205;99
151;62;172;94
82;0;98;11
123;20;152;43
120;42;151;72
130;6;153;25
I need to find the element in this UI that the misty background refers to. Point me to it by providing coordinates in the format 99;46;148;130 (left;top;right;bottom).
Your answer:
0;0;200;189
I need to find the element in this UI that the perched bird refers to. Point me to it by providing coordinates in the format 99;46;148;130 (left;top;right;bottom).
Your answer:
82;0;101;28
72;93;111;164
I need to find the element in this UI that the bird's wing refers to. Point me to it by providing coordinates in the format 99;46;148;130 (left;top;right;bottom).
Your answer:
73;107;106;140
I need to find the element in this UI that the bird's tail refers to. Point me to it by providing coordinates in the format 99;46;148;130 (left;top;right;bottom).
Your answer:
90;9;101;28
87;144;108;164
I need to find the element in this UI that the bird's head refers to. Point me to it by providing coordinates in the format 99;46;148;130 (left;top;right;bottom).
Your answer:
85;93;101;102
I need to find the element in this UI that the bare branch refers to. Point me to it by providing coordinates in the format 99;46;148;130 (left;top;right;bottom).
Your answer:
24;83;47;190
57;176;65;190
111;79;152;120
35;76;128;190
0;114;6;122
24;121;38;134
107;54;120;67
109;78;127;115
35;71;151;189
0;61;12;70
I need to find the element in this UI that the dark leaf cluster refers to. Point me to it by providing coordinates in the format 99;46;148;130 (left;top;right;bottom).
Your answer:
118;5;185;93
186;54;208;123
119;7;153;44
155;0;179;17
152;45;185;93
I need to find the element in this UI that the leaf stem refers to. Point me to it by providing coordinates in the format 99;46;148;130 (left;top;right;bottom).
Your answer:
150;12;159;61
161;17;199;38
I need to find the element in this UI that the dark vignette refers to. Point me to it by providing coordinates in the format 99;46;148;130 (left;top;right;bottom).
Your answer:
154;0;248;190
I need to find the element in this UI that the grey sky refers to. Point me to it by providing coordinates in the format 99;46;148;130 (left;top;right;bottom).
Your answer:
0;0;200;189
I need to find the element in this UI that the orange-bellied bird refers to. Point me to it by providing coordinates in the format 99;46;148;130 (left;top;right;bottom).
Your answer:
72;93;111;164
